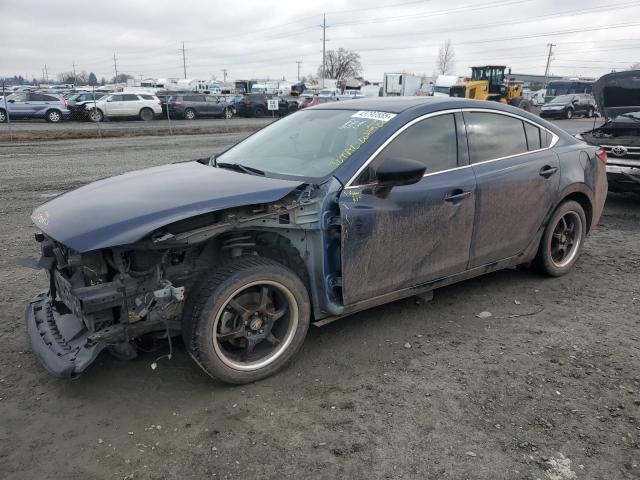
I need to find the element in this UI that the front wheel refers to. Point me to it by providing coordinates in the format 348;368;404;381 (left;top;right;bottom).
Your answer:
88;108;103;122
0;109;6;123
534;200;587;277
565;108;574;120
183;257;310;384
139;108;154;121
184;108;196;120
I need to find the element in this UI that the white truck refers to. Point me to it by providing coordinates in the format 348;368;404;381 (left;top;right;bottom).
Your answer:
432;75;459;97
383;73;423;96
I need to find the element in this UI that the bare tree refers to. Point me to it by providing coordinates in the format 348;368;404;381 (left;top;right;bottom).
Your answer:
318;48;363;80
436;39;455;75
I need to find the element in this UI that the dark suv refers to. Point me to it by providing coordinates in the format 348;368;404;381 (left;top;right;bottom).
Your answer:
540;94;597;120
236;94;298;117
166;94;233;120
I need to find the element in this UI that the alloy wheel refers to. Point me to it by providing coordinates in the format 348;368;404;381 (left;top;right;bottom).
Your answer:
550;211;583;268
212;280;298;371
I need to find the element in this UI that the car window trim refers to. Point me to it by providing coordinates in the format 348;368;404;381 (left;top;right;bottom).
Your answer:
344;108;559;189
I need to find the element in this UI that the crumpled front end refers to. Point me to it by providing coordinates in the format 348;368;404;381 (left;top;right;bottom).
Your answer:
25;234;186;378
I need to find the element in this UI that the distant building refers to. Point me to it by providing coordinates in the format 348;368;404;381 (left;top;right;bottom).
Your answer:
508;73;563;90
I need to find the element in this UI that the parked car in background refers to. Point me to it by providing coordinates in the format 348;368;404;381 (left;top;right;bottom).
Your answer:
166;94;234;119
86;93;162;122
0;92;69;123
540;94;596;119
236;94;298;117
66;92;110;119
579;70;640;194
298;96;339;109
25;97;607;384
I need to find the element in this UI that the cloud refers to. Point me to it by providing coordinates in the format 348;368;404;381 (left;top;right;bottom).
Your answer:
0;0;637;82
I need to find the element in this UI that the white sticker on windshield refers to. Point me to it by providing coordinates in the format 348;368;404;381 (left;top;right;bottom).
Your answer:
351;110;397;122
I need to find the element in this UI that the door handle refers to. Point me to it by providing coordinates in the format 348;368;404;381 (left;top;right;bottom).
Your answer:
539;165;558;178
444;189;472;203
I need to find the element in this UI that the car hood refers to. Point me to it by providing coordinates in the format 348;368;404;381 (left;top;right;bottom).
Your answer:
32;161;303;252
593;69;640;120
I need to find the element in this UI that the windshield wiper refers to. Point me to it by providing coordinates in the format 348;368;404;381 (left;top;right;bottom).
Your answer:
216;162;265;176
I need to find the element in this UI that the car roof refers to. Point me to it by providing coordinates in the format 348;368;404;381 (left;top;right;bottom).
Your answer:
310;96;510;113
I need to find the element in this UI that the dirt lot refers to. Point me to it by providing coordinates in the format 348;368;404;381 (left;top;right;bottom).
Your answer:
1;129;639;480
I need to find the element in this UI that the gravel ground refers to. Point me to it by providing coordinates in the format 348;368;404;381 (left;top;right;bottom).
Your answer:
0;125;638;480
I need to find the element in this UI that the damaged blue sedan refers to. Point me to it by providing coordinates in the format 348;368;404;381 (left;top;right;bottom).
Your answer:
26;97;608;383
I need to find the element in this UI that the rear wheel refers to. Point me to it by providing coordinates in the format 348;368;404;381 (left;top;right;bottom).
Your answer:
0;109;6;123
183;257;310;384
139;107;154;121
46;109;62;123
565;108;574;120
510;96;530;112
184;108;196;120
534;200;586;277
254;106;266;118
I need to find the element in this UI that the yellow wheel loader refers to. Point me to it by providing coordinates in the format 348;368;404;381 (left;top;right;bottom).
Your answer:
449;66;530;111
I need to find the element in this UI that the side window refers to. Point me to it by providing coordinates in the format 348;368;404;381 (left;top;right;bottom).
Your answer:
355;114;458;185
110;94;123;102
466;112;528;163
140;94;154;100
524;122;541;151
541;130;554;148
10;93;28;102
122;94;139;101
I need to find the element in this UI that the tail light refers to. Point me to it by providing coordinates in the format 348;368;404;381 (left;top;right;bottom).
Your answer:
595;148;607;164
61;95;67;108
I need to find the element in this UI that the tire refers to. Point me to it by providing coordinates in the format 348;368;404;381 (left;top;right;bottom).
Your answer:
534;200;587;277
46;109;62;123
565;108;574;120
223;107;233;119
184;108;196;120
510;96;530;112
139;107;154;121
88;108;103;122
254;106;266;118
183;257;310;384
586;107;594;118
0;109;6;123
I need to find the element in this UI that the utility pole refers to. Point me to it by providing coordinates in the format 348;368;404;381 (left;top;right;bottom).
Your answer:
43;64;49;83
321;14;326;88
543;43;556;88
72;61;77;85
296;61;302;81
182;42;187;79
113;53;119;84
222;69;227;83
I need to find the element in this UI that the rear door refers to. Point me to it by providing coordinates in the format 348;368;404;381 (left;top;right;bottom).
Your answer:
464;110;560;268
339;112;477;305
121;94;141;115
205;95;224;115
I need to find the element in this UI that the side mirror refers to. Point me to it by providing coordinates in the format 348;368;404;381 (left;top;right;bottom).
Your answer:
8;99;15;103
375;157;426;188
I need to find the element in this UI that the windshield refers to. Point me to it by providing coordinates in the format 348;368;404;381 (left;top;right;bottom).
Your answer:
549;95;574;104
613;111;640;122
216;109;395;180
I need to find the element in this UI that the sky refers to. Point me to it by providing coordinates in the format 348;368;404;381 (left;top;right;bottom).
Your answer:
0;0;638;83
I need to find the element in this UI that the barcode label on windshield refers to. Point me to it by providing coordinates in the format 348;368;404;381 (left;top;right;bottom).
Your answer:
351;111;396;122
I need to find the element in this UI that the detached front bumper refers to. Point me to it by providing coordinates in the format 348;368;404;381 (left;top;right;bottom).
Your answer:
25;290;106;378
607;164;640;193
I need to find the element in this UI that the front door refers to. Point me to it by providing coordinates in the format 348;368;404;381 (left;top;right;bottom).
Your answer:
339;112;477;305
463;111;560;268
